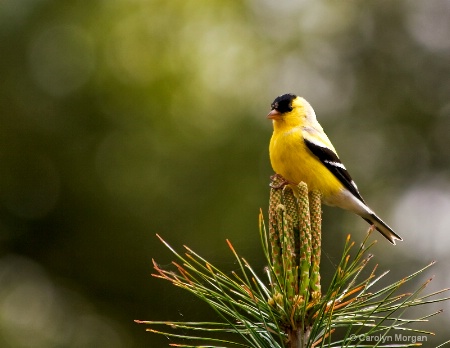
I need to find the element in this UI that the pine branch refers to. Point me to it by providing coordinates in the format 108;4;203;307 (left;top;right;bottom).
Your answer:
137;178;450;348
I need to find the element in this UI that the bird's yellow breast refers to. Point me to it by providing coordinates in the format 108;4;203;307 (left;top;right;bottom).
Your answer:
269;128;343;198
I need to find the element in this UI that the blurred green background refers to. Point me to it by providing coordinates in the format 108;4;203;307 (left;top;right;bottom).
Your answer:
1;0;450;347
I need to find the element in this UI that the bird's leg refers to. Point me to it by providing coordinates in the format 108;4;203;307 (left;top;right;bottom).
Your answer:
270;174;294;189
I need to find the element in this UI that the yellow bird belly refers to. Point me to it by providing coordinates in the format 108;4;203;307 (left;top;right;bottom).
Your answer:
269;130;343;199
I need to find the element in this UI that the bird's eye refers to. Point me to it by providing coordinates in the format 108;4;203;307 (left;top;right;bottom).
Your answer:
276;100;293;113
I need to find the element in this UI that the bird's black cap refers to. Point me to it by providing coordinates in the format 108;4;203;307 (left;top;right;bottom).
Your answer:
271;93;297;113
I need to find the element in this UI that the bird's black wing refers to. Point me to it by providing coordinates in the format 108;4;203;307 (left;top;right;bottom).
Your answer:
304;138;366;203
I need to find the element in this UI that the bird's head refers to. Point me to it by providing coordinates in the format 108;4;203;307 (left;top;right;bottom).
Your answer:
267;93;317;129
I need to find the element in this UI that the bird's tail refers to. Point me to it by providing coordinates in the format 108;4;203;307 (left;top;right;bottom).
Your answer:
362;213;402;245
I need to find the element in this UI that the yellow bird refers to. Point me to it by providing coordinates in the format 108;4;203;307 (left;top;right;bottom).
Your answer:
268;93;402;244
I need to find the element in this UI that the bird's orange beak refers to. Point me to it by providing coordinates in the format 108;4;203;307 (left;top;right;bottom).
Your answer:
267;109;281;120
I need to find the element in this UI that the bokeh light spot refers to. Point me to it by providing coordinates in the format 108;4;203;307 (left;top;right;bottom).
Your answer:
0;255;126;347
28;24;95;97
393;178;450;258
406;0;450;52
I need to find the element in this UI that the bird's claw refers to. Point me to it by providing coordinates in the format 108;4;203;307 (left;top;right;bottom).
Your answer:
270;174;292;189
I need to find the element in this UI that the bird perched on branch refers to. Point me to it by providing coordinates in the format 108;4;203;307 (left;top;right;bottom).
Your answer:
267;93;402;244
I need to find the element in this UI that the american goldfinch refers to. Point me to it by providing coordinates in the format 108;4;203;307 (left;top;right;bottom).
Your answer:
268;93;402;244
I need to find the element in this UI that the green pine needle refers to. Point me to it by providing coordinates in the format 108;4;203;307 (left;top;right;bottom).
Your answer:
138;180;450;348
